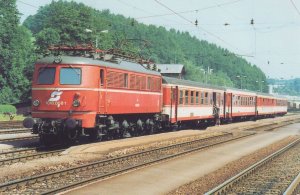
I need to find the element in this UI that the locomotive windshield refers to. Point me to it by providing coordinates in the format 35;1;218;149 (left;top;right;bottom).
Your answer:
37;67;56;84
60;67;81;85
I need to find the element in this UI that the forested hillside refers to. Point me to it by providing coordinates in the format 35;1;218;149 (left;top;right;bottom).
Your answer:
0;0;268;104
23;1;267;90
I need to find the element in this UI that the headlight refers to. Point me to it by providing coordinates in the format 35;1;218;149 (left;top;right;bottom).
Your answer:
73;99;80;107
32;100;40;107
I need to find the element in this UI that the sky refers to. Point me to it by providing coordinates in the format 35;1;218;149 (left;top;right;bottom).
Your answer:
16;0;300;79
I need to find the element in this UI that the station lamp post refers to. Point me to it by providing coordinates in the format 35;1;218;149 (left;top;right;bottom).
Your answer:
236;75;247;89
256;80;265;92
85;29;109;48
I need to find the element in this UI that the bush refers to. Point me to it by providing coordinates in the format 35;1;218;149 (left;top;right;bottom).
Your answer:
0;105;17;114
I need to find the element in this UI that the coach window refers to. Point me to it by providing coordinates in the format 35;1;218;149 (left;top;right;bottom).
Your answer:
205;92;208;105
233;95;235;106
195;92;199;104
185;90;189;105
191;91;194;104
179;90;184;105
60;67;81;85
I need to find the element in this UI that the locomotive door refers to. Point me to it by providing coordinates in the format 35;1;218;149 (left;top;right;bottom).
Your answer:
170;86;178;123
98;69;106;113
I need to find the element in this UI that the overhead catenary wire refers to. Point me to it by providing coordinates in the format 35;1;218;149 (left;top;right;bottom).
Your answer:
117;0;185;26
137;0;244;20
17;0;38;8
290;0;300;16
153;0;251;57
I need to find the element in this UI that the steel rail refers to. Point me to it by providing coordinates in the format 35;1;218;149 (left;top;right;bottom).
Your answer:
0;121;23;129
0;132;255;194
204;138;300;195
42;133;255;195
0;148;65;166
0;135;39;143
0;128;31;135
283;172;300;195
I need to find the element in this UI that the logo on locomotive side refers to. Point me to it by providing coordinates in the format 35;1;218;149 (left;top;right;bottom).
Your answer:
48;91;63;101
46;90;67;107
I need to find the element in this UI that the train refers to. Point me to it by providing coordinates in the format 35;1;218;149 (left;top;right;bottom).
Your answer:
23;47;288;146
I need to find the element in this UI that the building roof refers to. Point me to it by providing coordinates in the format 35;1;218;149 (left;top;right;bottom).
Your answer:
156;64;185;74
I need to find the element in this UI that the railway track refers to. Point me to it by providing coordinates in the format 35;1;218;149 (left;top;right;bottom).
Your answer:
0;128;31;135
0;147;65;166
284;172;300;195
0;132;255;194
0;121;23;129
205;138;300;195
0;135;39;143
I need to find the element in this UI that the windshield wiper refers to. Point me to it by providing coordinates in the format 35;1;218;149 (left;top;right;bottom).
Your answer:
67;64;81;75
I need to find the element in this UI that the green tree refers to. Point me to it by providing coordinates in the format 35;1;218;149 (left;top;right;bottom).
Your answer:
0;0;36;104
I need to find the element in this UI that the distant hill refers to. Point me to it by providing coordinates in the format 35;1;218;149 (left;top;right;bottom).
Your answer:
23;0;267;91
268;78;300;96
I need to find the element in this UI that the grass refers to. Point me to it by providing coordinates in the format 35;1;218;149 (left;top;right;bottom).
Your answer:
0;114;25;122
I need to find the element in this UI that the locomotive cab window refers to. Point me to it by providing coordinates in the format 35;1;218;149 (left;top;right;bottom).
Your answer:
60;67;81;85
37;67;56;84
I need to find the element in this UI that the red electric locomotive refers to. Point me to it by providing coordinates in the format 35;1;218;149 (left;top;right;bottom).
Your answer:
23;47;164;145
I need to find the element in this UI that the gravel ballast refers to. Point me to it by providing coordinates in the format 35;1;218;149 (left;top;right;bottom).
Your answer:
168;136;298;195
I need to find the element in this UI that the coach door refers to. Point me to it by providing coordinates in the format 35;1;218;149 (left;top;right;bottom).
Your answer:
255;96;258;117
99;69;106;113
170;86;178;123
225;92;233;119
212;92;217;115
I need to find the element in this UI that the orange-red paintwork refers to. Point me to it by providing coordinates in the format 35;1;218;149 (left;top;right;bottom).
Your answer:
32;63;162;128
